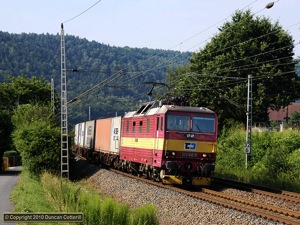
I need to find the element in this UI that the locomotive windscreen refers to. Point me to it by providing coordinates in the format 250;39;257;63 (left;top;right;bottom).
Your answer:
167;115;189;131
167;114;215;133
192;117;215;133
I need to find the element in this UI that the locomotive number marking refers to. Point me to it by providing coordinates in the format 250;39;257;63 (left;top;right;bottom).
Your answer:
184;142;196;150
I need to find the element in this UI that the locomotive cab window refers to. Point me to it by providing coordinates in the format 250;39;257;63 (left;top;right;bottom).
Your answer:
192;117;215;133
167;115;189;131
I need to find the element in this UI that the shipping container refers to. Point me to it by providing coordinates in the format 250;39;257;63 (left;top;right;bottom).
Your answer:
78;122;85;148
74;124;79;146
84;120;96;150
95;118;112;153
110;116;122;155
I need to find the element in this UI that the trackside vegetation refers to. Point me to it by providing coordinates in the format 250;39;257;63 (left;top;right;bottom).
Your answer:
11;172;159;225
216;126;300;192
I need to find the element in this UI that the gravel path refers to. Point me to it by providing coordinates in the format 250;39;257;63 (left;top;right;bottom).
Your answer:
87;168;284;225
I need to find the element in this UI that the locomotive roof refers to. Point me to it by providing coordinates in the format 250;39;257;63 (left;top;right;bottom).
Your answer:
123;101;215;118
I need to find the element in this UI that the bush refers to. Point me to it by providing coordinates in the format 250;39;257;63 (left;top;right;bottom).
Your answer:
12;104;60;177
216;126;300;192
3;150;20;157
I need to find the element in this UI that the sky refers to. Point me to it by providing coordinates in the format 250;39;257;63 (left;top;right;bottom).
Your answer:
1;0;300;56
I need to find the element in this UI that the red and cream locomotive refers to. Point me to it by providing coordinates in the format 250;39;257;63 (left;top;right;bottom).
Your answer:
74;100;218;186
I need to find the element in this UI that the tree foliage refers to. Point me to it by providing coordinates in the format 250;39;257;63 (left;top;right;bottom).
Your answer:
289;109;300;127
217;127;300;191
0;75;55;172
171;10;300;127
12;104;60;176
0;75;53;110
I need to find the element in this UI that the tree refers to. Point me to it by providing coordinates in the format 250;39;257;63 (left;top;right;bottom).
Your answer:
12;104;60;176
172;10;300;127
0;75;53;110
290;110;300;127
0;75;55;172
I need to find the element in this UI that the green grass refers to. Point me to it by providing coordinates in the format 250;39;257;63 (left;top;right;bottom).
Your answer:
11;172;55;213
11;172;159;225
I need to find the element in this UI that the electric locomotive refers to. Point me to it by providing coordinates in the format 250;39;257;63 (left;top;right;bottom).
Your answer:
120;100;217;186
74;100;218;186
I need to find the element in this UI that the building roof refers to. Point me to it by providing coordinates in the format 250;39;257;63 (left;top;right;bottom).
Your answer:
268;103;300;121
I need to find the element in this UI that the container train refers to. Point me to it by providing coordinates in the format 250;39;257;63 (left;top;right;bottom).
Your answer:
74;100;218;186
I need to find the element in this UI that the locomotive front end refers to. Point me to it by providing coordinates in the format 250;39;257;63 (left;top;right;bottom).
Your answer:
161;107;218;186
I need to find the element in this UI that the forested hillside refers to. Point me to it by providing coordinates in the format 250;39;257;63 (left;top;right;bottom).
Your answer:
0;31;191;125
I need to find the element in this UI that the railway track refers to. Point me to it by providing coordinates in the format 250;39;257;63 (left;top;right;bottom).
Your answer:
213;177;300;204
109;168;300;225
74;154;299;224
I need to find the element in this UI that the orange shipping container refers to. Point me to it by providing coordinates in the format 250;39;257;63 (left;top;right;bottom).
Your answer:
94;118;112;153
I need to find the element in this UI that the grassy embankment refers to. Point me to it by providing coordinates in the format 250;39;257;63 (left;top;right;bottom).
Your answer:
11;172;159;225
215;127;300;192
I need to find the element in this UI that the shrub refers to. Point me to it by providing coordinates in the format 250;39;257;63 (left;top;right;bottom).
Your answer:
216;126;300;191
12;104;60;177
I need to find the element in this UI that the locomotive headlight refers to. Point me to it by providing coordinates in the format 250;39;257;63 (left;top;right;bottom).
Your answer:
203;154;207;158
172;152;176;156
185;133;195;139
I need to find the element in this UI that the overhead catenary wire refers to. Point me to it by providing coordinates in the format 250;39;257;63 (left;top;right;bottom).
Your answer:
174;69;296;93
70;0;273;90
62;0;102;24
67;0;298;104
114;20;299;89
124;41;299;89
68;69;125;104
163;0;260;52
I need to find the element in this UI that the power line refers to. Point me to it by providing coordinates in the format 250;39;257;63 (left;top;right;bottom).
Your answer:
164;0;260;52
114;24;299;89
66;0;298;103
91;1;265;88
62;0;102;24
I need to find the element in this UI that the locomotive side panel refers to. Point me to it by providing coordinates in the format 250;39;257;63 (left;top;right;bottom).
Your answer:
95;118;112;153
120;115;161;166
